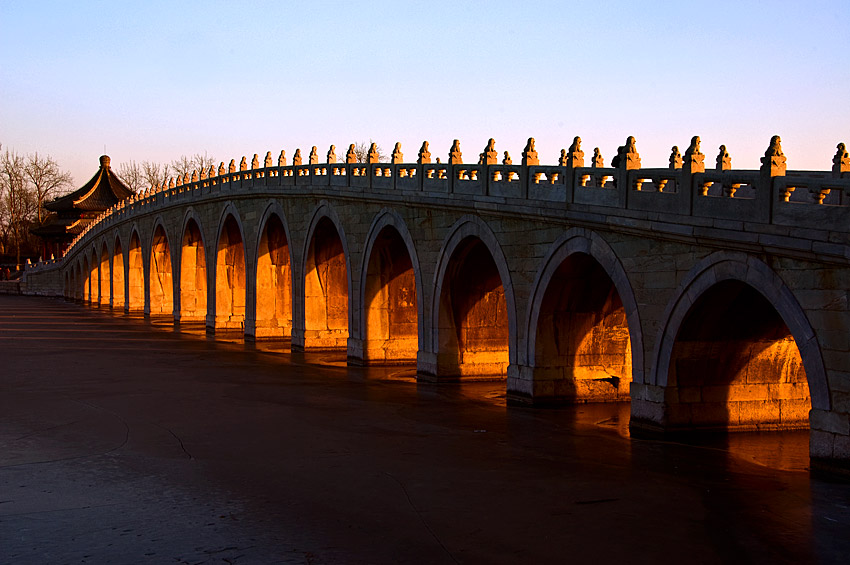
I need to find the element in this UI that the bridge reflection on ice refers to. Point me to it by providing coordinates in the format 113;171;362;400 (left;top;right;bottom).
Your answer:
131;308;812;474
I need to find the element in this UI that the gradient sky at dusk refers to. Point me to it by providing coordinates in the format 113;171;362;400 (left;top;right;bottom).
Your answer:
1;0;848;186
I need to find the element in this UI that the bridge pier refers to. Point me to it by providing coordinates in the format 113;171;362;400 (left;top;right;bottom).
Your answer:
415;351;438;382
811;409;850;461
290;327;306;351
628;383;671;432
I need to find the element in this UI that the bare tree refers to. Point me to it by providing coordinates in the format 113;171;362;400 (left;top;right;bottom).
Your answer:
192;152;217;174
117;160;145;193
349;140;387;163
0;146;10;256
141;161;171;189
170;155;194;181
25;152;73;223
171;152;216;180
1;146;37;267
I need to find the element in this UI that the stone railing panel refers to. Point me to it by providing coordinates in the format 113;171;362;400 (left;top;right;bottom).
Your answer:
370;164;395;190
330;164;348;187
348;164;370;189
489;164;524;199
692;170;764;222
422;164;449;193
572;167;620;207
311;165;331;187
395;165;421;192
526;166;566;202
452;164;485;196
772;175;850;230
627;168;686;215
281;166;296;186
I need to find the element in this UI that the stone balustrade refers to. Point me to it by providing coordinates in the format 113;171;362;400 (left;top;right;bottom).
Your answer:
29;135;850;273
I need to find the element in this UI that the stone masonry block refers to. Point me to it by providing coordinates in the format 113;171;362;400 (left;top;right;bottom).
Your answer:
832;391;850;414
793;289;848;311
630;398;665;424
810;429;835;458
810;408;850;435
818;330;850;353
822;348;850;373
829;371;850;393
833;433;850;459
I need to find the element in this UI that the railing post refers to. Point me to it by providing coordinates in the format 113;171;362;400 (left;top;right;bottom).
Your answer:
760;135;786;224
448;139;462;194
833;142;849;178
562;136;584;204
681;136;705;216
613;136;640;209
521;138;539;200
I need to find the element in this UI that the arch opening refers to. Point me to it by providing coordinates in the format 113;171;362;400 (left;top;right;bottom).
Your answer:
304;217;348;348
91;252;100;304
364;225;417;364
667;280;810;430
74;263;82;300
149;226;173;316
437;237;508;378
127;232;144;311
215;215;246;329
83;256;92;302
112;238;125;310
99;244;111;306
534;252;631;402
180;219;207;322
255;215;292;338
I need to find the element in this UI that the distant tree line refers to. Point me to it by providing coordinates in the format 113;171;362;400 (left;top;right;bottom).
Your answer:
116;152;218;193
0;143;73;269
0;139;389;271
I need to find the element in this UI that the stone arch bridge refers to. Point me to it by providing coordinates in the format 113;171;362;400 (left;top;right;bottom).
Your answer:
23;136;850;466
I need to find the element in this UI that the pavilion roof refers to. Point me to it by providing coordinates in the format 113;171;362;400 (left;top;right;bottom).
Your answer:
45;155;133;213
30;215;91;238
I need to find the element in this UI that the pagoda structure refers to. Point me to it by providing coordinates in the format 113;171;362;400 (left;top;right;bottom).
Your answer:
32;155;134;258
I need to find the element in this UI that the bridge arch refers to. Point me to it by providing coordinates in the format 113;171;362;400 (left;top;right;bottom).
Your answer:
213;205;248;330
79;259;86;301
84;247;92;302
93;247;101;302
127;227;145;312
652;251;829;430
73;261;81;300
522;228;642;403
253;202;294;339
112;232;125;310
82;254;91;302
178;209;208;323
358;208;423;364
300;201;352;349
149;218;174;317
430;215;517;379
89;245;96;302
99;241;111;306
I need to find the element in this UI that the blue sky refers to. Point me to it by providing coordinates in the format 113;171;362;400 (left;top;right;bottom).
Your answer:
1;0;848;185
